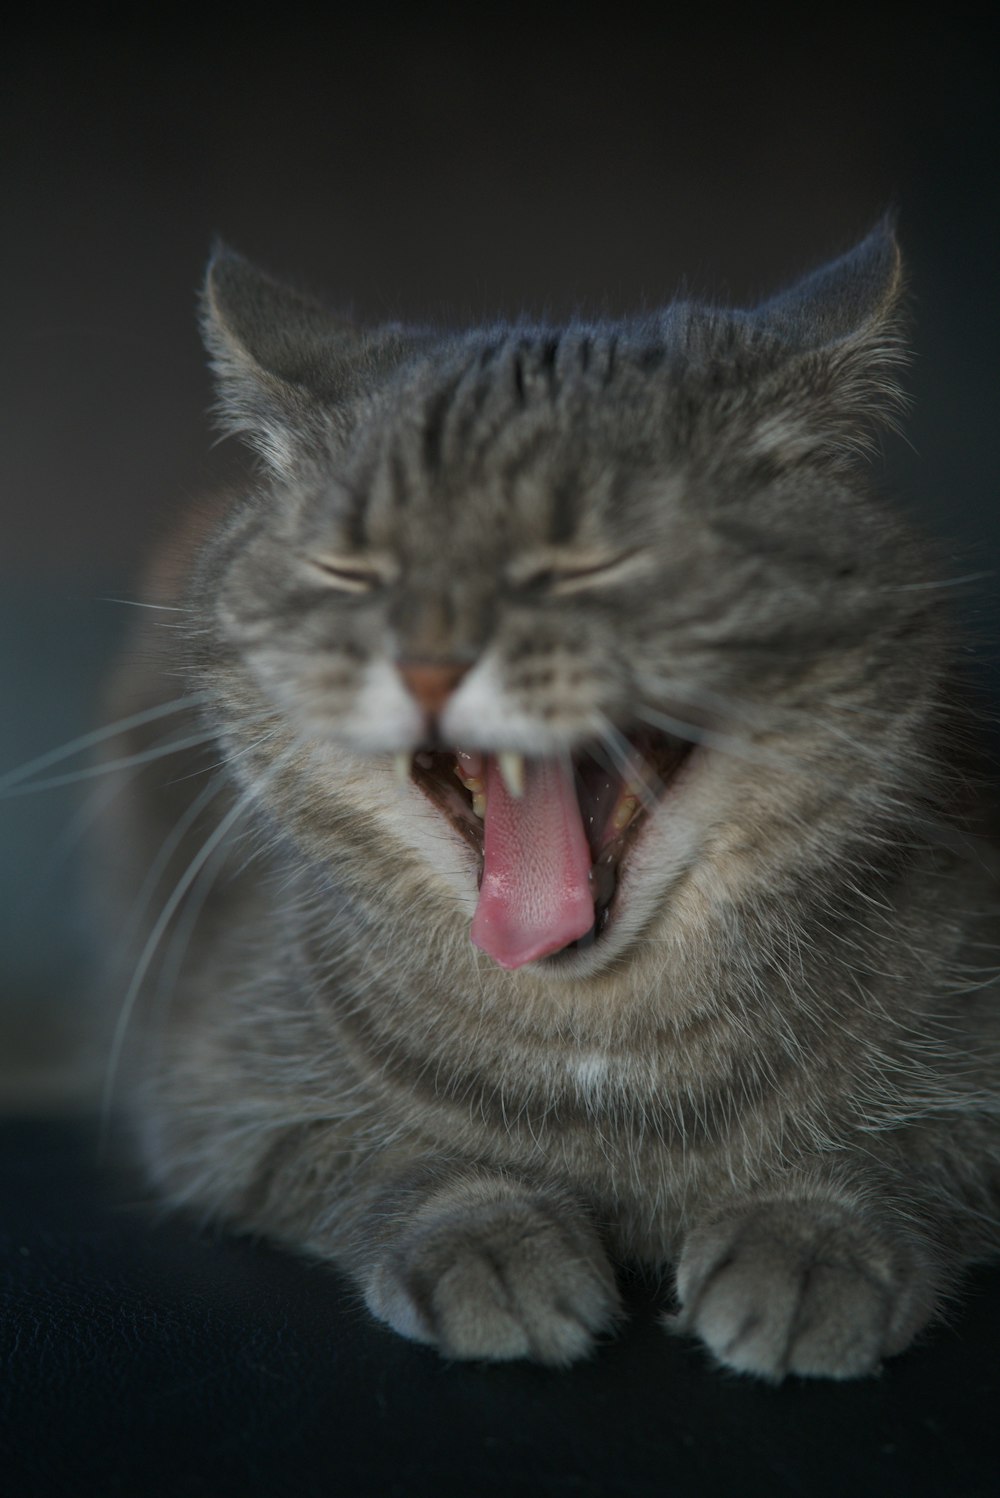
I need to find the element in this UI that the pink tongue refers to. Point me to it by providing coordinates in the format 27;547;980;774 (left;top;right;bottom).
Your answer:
470;756;595;969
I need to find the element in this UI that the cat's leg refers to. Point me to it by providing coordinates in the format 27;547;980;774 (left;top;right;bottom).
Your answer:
672;1179;941;1381
142;1089;620;1363
353;1166;622;1365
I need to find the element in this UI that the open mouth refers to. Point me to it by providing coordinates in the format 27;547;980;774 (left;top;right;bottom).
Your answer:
402;731;691;968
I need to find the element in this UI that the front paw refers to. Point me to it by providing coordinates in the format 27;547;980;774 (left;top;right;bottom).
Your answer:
673;1198;937;1382
363;1190;621;1366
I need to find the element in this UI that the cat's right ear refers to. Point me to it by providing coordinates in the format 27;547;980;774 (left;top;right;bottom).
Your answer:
201;246;372;474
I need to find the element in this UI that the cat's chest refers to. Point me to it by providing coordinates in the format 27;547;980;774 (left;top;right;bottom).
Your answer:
418;1031;779;1172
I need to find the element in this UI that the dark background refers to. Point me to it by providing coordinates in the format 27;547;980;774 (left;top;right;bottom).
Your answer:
2;15;1000;1496
2;11;997;1088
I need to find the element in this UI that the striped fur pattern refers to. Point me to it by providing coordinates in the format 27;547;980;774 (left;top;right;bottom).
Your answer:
100;225;1000;1379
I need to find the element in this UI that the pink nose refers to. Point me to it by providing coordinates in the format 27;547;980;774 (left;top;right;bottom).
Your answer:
398;660;470;717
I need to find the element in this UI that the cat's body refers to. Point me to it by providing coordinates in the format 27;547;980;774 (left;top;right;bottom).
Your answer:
100;226;1000;1379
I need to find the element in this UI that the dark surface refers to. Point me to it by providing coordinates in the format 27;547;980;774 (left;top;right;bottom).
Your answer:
2;1118;997;1498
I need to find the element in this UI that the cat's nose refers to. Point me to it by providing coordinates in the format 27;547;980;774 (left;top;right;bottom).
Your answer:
398;660;470;718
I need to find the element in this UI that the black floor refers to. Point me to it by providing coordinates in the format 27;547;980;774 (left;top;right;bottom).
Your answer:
2;1117;997;1498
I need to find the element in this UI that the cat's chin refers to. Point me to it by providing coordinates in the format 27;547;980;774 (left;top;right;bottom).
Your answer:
401;730;693;966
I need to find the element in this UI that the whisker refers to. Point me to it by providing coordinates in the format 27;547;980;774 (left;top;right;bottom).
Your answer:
100;598;192;612
636;675;950;774
594;716;662;812
0;729;218;798
0;691;211;792
13;774;124;920
116;727;281;951
152;822;265;1017
632;704;792;772
114;772;229;969
10;713;206;910
888;572;996;593
100;745;296;1139
100;780;262;1139
166;725;282;785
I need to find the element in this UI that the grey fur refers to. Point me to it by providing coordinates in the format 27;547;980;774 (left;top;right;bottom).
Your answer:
98;224;1000;1380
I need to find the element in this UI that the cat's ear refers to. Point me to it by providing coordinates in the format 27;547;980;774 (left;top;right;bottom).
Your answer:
754;218;902;348
746;219;907;462
201;246;400;474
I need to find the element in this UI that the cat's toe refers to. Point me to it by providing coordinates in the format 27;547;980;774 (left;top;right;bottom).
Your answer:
672;1199;937;1382
364;1195;621;1365
677;1248;889;1380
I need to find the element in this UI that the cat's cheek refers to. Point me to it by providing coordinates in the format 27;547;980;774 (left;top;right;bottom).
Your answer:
242;650;425;751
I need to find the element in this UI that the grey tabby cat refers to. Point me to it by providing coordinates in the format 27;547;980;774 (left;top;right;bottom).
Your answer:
102;223;1000;1381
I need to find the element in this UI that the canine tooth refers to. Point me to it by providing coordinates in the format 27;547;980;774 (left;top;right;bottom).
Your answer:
472;791;487;819
392;752;411;785
612;794;639;832
497;751;525;798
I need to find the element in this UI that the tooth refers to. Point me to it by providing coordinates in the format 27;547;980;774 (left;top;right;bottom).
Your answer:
612;794;638;832
456;749;484;781
454;762;484;795
472;791;487;819
392;752;411;786
497;751;525;798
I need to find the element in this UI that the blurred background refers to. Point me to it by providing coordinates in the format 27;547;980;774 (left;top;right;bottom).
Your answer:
2;11;997;1104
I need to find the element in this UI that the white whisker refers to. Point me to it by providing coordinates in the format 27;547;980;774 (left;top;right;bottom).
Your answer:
100;597;191;612
888;572;995;593
114;773;229;968
15;718;225;914
13;775;123;917
594;716;661;812
632;704;792;772
1;729;218;798
0;691;211;792
153;823;266;1017
100;781;261;1138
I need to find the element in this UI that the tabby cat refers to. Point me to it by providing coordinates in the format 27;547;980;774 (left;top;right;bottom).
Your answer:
100;224;1000;1380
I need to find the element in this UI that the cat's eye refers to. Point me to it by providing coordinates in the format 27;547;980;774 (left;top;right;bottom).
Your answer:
304;555;394;594
509;548;648;596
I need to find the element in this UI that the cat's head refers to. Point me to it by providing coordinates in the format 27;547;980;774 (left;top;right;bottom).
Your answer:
195;225;947;977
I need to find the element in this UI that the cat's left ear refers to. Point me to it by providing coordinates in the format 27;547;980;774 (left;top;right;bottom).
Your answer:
748;218;906;461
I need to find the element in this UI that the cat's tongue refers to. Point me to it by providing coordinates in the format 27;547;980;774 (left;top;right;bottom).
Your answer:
470;756;594;969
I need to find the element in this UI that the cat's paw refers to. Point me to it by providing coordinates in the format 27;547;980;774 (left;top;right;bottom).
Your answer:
672;1198;937;1382
363;1191;621;1365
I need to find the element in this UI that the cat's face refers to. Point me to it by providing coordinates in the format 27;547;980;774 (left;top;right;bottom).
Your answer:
200;229;944;976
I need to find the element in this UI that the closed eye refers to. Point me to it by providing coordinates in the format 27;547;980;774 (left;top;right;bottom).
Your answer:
304;555;391;593
510;548;649;595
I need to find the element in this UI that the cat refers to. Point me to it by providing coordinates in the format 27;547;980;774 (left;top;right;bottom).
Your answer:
97;221;1000;1381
